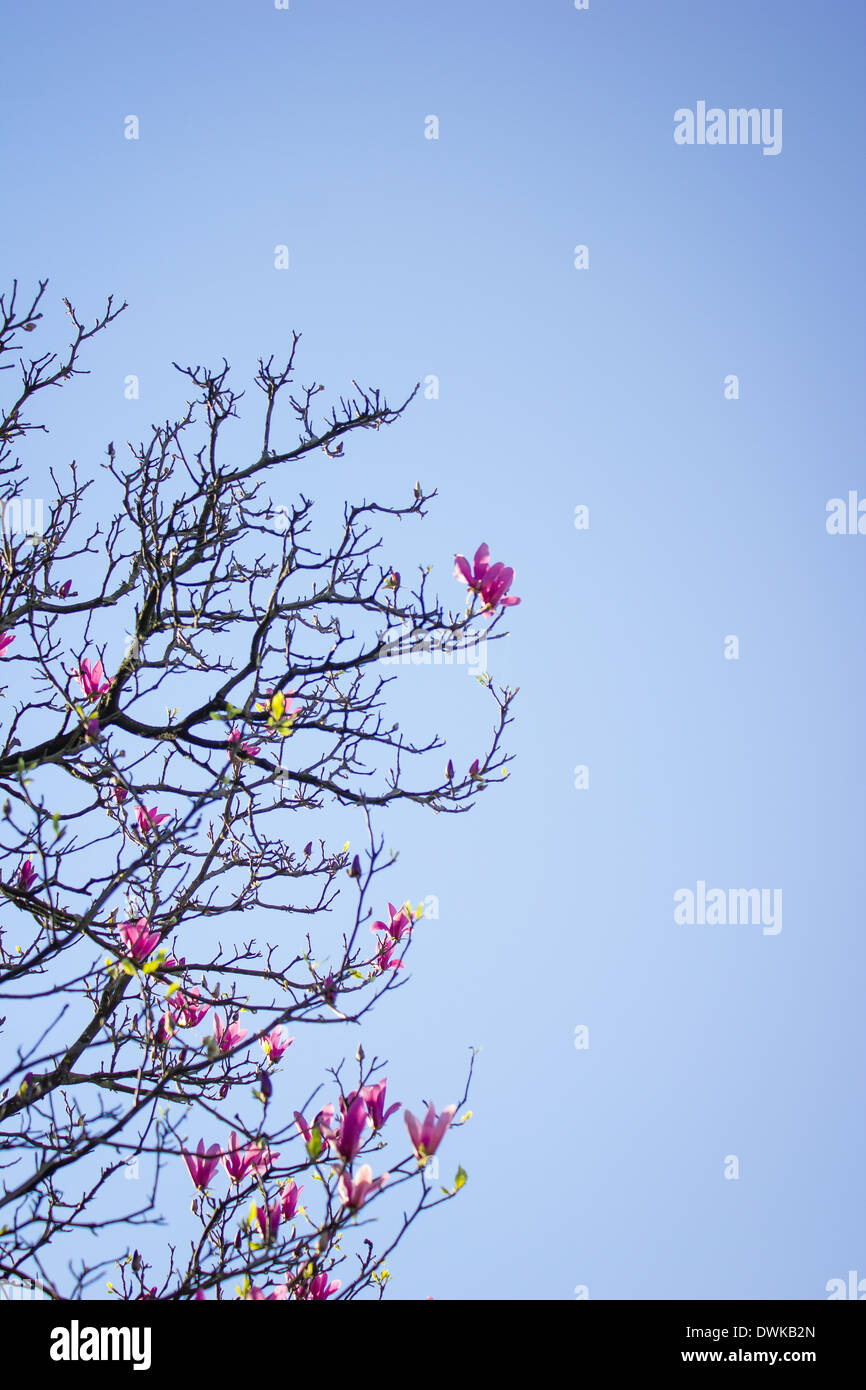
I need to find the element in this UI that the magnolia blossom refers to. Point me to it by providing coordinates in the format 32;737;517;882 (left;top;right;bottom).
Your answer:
255;1198;282;1243
16;859;36;892
117;918;160;962
370;901;412;944
249;1142;279;1175
479;564;520;615
374;936;405;973
113;783;128;804
213;1013;248;1054
154;1013;175;1045
227;727;261;760
222;1131;257;1183
294;1105;336;1155
75;656;111;698
405;1102;457;1160
325;1094;370;1163
182;1139;221;1190
0;631;15;657
357;1078;400;1131
260;1026;293;1063
292;1272;341;1301
222;1131;278;1183
279;1179;302;1221
453;542;520;615
58;580;72;598
136;804;169;835
246;1284;288;1301
338;1164;388;1210
170;987;210;1029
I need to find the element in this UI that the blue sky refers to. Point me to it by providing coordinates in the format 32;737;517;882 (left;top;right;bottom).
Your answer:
1;0;864;1299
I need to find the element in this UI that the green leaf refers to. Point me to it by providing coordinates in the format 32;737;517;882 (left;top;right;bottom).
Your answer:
454;1166;468;1191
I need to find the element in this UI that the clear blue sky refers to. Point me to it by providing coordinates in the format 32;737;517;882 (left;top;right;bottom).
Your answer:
2;0;864;1299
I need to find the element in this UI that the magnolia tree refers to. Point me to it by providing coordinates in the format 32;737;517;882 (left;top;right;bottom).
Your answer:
0;279;520;1301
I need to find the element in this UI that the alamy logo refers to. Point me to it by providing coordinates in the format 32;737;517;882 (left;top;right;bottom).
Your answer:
826;1270;866;1300
0;496;44;538
674;102;782;156
377;618;487;677
0;1274;45;1300
826;492;866;534
50;1320;152;1371
674;881;782;936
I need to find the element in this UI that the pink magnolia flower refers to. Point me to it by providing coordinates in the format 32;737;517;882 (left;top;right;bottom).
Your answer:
325;1094;370;1163
182;1139;222;1190
58;580;72;598
222;1131;278;1183
75;656;111;698
260;1026;293;1063
136;804;169;835
254;1198;282;1243
113;783;128;804
222;1131;255;1183
294;1105;336;1155
338;1164;388;1210
117;918;160;962
453;542;492;593
453;542;520;615
249;1142;279;1176
370;901;411;944
357;1078;400;1131
279;1179;303;1222
227;728;261;760
479;561;520;615
292;1272;341;1301
374;936;405;973
169;987;210;1029
405;1102;457;1160
213;1013;248;1054
0;631;15;658
85;717;101;740
246;1284;288;1301
16;859;36;892
155;1012;175;1045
